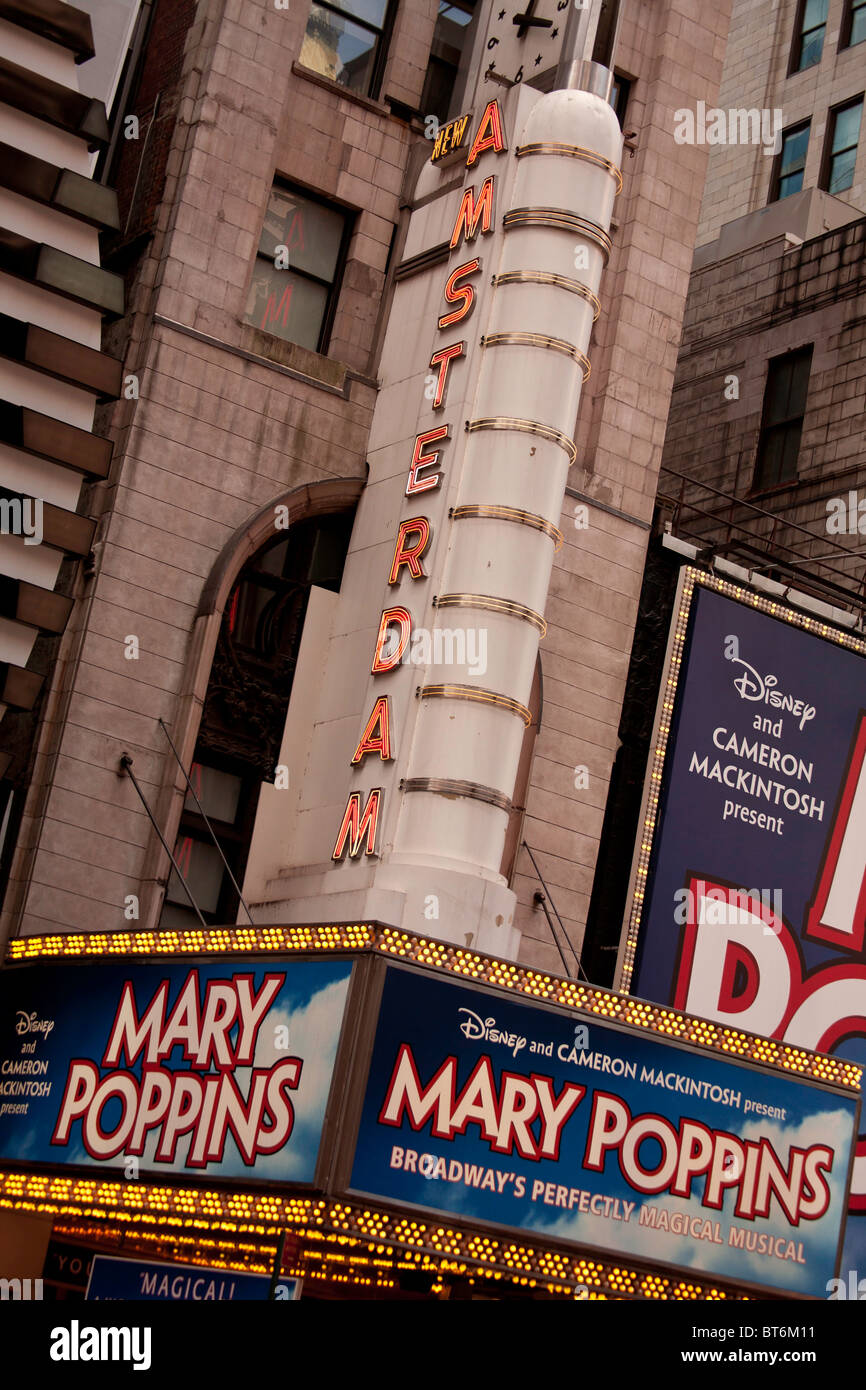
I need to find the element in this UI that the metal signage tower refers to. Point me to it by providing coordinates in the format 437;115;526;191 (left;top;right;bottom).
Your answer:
252;2;624;956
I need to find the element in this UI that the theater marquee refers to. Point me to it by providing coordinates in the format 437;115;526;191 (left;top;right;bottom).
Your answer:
1;924;858;1299
348;963;857;1299
0;956;353;1183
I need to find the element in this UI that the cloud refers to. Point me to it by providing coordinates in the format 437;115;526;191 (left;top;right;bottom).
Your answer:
530;1104;855;1295
536;1190;710;1274
248;973;351;1179
129;973;351;1181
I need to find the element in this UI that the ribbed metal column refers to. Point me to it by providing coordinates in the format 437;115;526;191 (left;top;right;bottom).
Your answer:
393;76;623;877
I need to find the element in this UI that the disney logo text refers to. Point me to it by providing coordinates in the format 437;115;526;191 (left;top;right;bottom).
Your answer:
725;646;816;730
458;1009;526;1057
15;1011;54;1039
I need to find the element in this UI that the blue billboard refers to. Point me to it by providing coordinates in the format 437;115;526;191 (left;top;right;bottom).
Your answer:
0;956;353;1183
622;572;866;1273
350;965;857;1296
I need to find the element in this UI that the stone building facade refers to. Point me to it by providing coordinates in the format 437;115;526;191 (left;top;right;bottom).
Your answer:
0;0;732;980
583;0;866;983
656;0;866;603
655;0;866;629
0;0;123;935
666;0;866;591
661;209;866;600
696;0;866;249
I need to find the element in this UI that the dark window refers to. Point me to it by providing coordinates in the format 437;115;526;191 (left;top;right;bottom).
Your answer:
244;184;351;352
841;0;866;48
611;73;631;129
159;511;354;930
822;97;863;193
85;0;153;185
421;0;477;124
299;0;394;98
161;763;256;929
592;0;621;67
790;0;827;72
769;121;810;201
753;347;813;491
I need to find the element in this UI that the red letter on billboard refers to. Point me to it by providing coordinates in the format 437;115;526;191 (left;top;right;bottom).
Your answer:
372;607;412;673
805;713;866;954
429;342;465;407
389;517;431;583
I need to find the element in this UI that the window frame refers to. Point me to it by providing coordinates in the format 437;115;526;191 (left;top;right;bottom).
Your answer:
164;755;261;927
752;345;813;494
245;180;354;355
420;0;478;126
768;119;811;202
611;72;632;129
591;0;621;67
820;94;864;194
300;0;398;101
840;0;866;49
788;0;828;74
161;516;355;928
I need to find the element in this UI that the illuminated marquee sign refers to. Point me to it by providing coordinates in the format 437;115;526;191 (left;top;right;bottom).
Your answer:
0;958;353;1182
350;964;858;1298
2;927;860;1300
619;566;866;1273
333;101;507;862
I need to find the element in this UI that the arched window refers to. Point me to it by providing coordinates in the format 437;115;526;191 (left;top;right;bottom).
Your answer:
159;507;354;930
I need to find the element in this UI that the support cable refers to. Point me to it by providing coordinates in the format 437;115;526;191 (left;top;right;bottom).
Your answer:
158;719;255;926
119;753;207;928
522;839;589;981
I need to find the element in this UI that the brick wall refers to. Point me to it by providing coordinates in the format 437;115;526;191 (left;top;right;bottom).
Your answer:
661;217;866;600
110;0;197;251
